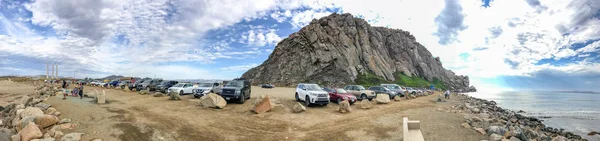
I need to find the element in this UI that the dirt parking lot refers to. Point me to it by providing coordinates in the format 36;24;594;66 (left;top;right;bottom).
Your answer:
0;81;484;141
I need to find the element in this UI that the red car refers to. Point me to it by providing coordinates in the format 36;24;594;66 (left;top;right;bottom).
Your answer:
323;88;357;105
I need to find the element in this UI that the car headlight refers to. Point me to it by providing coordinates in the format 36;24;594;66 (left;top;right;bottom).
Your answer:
235;90;241;95
309;92;317;96
219;89;223;93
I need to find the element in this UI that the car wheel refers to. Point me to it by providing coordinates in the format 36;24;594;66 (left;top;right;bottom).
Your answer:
304;96;311;107
360;94;367;100
179;90;183;96
238;93;245;104
412;92;416;95
337;98;342;104
295;93;300;102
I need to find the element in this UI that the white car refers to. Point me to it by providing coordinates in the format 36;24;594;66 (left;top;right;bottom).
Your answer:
406;87;420;94
168;83;195;95
295;83;330;106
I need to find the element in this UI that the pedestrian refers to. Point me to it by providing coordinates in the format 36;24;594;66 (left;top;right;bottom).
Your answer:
62;80;67;100
78;84;84;99
444;90;450;99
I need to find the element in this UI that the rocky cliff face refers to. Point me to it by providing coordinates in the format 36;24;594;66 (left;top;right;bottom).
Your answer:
242;13;471;90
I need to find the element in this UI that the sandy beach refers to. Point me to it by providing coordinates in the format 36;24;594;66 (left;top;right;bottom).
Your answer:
0;80;486;141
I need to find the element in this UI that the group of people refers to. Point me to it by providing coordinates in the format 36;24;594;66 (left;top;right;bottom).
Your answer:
60;80;84;100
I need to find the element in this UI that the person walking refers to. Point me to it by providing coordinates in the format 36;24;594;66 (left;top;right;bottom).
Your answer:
78;84;84;99
444;90;450;99
62;80;67;100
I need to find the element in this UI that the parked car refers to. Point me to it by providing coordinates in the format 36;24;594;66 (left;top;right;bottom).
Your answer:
137;79;162;91
167;83;195;95
219;78;251;103
129;78;146;91
156;80;178;93
118;80;131;89
295;83;329;106
406;87;419;95
380;84;406;97
368;86;396;99
343;85;376;100
193;82;223;98
260;84;275;88
323;87;357;104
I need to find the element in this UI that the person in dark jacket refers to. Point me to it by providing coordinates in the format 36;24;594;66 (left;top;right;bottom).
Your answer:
62;80;67;100
79;84;84;99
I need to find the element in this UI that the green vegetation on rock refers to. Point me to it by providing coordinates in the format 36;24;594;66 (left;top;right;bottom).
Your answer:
355;71;447;90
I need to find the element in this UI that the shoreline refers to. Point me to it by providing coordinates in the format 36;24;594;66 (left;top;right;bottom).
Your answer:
450;93;589;141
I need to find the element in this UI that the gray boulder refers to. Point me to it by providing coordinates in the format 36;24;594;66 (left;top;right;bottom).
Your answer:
60;132;84;141
487;126;507;136
489;133;502;141
34;103;51;111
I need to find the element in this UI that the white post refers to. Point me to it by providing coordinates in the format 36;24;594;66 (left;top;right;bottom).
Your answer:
51;62;55;79
56;64;59;79
46;62;49;80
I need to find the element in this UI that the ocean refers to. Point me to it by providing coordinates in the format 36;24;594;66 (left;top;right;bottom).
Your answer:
466;91;600;141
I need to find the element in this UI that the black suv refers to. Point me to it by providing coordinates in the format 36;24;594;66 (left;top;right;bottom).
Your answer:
156;80;178;93
219;78;251;104
368;86;397;99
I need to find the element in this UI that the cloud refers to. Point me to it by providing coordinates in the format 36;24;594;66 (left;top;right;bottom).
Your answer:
289;9;332;29
434;0;468;45
488;26;503;38
219;63;259;72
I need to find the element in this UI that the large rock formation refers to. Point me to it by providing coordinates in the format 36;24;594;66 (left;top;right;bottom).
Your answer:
242;13;471;90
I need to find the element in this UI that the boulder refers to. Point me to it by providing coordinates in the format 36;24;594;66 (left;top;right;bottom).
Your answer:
97;90;106;104
461;122;471;128
153;93;165;97
53;112;61;117
551;136;567;141
37;138;56;141
19;122;43;141
251;95;272;114
475;127;487;135
60;132;84;141
375;94;390;104
359;99;372;109
472;116;483;122
138;90;149;95
338;100;351;113
34;115;59;128
509;137;521;141
472;108;481;113
59;118;71;124
11;134;19;141
487;126;507;136
54;131;64;139
522;128;538;140
168;92;181;100
34;103;51;111
393;95;402;101
45;107;57;115
18;96;33;106
292;102;306;113
0;131;10;141
199;93;226;109
16;116;36;132
489;133;503;141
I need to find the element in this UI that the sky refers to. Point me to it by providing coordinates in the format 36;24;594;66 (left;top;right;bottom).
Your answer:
0;0;599;92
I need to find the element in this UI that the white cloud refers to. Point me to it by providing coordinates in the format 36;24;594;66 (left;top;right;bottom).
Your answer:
243;28;282;46
289;10;332;29
220;63;260;72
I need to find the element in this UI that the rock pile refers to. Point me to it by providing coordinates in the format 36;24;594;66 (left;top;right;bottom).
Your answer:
0;87;87;141
441;94;586;141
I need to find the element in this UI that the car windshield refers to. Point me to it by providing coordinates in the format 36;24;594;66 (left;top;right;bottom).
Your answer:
305;84;321;90
225;81;243;87
383;87;391;91
336;89;348;93
199;83;212;87
387;85;400;90
356;86;366;90
173;84;184;87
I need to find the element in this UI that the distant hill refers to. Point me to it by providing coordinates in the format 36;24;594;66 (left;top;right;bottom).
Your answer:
102;75;124;80
242;13;472;90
